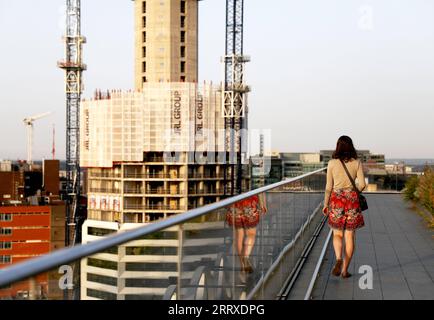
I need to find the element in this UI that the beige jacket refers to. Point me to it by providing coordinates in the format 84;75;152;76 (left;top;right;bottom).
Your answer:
324;158;366;206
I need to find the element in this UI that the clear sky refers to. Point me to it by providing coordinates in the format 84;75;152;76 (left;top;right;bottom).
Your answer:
1;0;434;161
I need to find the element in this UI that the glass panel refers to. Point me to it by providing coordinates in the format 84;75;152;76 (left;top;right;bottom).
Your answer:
0;170;327;300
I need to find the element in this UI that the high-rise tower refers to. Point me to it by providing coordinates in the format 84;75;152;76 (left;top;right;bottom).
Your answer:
80;0;230;300
134;0;198;89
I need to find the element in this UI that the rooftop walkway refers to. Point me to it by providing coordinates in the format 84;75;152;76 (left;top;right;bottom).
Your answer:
310;194;434;300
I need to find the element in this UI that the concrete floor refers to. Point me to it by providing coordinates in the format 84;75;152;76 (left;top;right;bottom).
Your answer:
312;194;434;300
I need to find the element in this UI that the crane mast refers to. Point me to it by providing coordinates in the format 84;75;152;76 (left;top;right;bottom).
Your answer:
23;112;52;165
223;0;249;195
58;0;86;246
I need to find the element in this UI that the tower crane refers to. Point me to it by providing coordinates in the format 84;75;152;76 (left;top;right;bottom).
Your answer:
23;112;52;164
223;0;249;195
58;0;86;246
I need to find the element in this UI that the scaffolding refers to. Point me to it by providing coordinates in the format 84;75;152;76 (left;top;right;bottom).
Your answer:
81;82;225;168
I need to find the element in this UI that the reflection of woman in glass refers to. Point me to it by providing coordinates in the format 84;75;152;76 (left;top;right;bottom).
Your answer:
226;194;267;273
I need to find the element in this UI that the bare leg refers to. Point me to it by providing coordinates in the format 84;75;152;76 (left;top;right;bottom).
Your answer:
342;230;355;276
242;228;257;258
331;229;344;276
241;228;257;273
234;228;245;267
332;229;343;260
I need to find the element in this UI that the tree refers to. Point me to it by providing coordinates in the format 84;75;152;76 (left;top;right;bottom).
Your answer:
417;168;434;214
403;175;419;202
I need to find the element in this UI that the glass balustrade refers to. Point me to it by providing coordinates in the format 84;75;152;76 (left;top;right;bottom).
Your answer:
0;169;326;300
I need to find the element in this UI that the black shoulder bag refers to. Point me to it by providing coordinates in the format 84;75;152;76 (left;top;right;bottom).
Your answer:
339;159;368;211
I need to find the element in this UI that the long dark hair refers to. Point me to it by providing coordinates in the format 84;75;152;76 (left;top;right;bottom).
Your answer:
332;136;358;161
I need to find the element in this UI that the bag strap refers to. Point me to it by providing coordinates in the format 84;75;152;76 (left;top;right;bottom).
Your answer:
339;159;360;195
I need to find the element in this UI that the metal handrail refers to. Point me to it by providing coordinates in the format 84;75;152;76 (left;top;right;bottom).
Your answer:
304;229;333;300
0;168;326;288
89;173;121;179
89;188;121;193
124;173;186;179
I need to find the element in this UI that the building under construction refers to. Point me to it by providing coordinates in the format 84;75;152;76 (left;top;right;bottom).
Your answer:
81;82;227;224
133;0;198;87
79;0;250;300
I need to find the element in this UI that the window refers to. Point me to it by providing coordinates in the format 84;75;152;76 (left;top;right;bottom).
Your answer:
139;231;178;240
142;16;146;28
0;242;11;250
142;31;146;43
126;246;177;256
143;46;146;58
126;262;177;272
180;31;186;43
181;16;186;28
180;76;186;82
0;255;11;264
180;61;186;73
87;273;118;287
0;228;12;236
181;0;186;13
143;77;147;83
87;227;116;237
142;61;146;73
180;46;185;58
142;1;146;13
87;289;117;300
0;214;12;221
125;278;171;288
87;258;118;270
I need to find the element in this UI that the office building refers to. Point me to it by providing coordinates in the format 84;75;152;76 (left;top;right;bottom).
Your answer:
0;204;65;299
280;153;324;178
250;153;283;189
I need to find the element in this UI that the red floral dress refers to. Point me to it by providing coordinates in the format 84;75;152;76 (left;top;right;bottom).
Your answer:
226;195;261;229
328;188;364;230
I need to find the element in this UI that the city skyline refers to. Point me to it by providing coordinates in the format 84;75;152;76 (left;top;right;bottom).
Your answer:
1;0;434;160
0;1;433;303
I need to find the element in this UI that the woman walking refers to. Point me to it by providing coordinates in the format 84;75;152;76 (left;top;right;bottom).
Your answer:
323;136;366;278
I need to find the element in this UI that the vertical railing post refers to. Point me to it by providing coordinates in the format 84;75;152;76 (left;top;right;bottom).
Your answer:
177;224;184;300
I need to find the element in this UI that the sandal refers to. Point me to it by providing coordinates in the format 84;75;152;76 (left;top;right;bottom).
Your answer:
242;257;254;273
341;271;352;279
332;259;343;277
